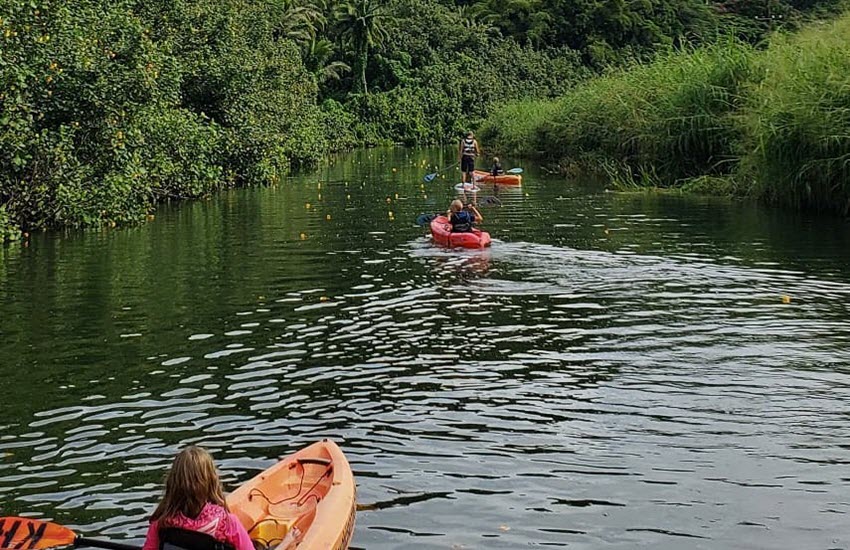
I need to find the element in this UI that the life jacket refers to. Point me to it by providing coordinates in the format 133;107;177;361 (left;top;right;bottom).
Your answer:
461;138;476;157
159;527;235;550
491;164;504;176
450;210;475;232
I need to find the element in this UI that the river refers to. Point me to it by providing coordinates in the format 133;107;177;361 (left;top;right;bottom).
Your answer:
1;147;850;549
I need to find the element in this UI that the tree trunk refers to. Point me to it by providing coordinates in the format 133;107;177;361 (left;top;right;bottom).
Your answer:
358;47;368;95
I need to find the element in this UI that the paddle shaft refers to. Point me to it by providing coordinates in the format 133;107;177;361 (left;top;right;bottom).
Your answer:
76;537;140;550
425;161;459;180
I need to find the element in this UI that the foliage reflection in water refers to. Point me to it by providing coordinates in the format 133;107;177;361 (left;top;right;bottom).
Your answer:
1;148;850;549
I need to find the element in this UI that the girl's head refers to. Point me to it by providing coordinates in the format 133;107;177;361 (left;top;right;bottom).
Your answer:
493;157;500;164
151;446;228;521
450;199;464;213
465;131;474;139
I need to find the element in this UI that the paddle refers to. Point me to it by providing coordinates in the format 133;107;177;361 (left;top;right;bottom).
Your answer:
423;161;459;183
415;213;438;226
0;517;140;550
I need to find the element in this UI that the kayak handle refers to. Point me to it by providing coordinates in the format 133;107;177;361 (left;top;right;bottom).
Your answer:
296;458;332;466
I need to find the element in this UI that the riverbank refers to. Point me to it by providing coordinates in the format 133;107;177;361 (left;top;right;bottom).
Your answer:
3;1;846;241
0;0;585;242
480;11;850;214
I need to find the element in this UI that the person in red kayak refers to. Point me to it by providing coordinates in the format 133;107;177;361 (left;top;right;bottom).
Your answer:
142;446;301;550
459;131;481;186
447;199;482;233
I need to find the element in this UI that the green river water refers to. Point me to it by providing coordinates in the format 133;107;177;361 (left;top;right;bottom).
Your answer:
2;147;850;549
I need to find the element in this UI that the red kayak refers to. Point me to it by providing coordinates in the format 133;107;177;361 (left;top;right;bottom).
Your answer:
430;215;491;249
473;170;522;186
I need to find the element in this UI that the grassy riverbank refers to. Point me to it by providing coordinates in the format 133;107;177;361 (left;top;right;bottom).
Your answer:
2;0;846;239
481;11;850;213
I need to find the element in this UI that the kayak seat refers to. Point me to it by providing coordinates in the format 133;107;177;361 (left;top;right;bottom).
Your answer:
159;527;235;550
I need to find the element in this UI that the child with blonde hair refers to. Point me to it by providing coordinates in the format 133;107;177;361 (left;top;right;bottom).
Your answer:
447;199;482;233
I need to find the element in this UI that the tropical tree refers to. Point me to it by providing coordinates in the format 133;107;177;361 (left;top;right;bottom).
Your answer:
269;0;326;46
335;0;391;94
304;37;351;84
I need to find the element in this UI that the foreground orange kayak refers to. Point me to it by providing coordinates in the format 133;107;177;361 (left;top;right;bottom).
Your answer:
228;440;356;550
473;170;522;185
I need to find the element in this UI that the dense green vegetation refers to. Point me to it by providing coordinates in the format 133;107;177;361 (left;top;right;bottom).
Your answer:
482;9;850;213
1;0;846;238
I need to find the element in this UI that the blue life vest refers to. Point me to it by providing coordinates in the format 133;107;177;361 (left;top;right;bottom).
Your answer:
451;210;475;232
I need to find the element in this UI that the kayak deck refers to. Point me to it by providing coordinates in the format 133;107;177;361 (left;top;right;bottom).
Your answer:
228;440;355;550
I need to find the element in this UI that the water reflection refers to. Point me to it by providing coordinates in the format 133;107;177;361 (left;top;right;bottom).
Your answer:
1;148;850;549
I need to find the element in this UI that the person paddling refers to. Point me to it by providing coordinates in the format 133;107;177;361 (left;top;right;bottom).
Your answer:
490;157;504;177
447;199;482;233
142;446;301;550
459;131;481;186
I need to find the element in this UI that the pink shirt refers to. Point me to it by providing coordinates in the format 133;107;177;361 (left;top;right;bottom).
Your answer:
142;503;254;550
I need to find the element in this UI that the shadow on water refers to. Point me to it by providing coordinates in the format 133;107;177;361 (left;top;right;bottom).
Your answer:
1;147;850;549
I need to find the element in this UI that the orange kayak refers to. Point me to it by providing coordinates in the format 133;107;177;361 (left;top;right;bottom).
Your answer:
473;170;522;186
228;440;356;550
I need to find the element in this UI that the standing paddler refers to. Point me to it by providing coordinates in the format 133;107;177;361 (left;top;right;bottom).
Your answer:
459;131;481;187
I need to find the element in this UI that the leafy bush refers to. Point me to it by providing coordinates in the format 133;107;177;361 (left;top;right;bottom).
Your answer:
0;0;326;233
347;0;587;145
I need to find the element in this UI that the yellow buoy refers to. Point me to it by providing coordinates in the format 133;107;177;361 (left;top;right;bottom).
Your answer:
326;214;331;221
392;168;397;173
305;202;311;209
386;197;391;203
300;233;307;240
781;295;791;304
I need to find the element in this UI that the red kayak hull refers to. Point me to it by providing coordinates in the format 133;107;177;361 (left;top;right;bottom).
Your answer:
430;215;491;249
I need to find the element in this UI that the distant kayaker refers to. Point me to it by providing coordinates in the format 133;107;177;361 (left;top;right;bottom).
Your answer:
459;131;481;185
447;199;482;233
142;446;300;550
490;157;504;177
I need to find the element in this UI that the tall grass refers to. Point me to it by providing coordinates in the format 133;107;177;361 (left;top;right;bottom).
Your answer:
478;99;560;156
482;10;850;213
483;41;755;185
741;15;850;211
